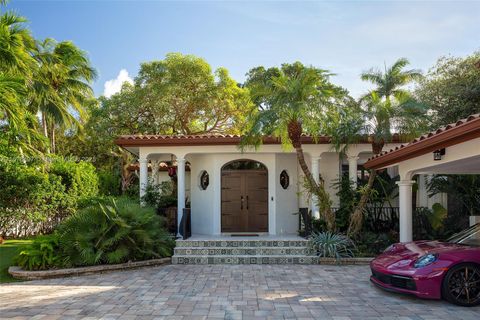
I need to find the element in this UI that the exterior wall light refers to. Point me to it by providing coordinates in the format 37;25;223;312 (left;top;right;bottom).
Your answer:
433;148;445;161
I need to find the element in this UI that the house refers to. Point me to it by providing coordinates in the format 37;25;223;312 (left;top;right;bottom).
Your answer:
115;134;439;237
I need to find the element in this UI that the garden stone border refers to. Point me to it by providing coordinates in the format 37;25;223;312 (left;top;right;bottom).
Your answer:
8;257;171;280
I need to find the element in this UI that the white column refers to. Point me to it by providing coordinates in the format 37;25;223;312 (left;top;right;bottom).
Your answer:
311;156;321;219
397;180;415;242
139;158;148;204
176;157;186;237
347;155;359;189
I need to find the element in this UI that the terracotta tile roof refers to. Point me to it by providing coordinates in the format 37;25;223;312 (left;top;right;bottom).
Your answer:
364;113;480;169
115;133;404;147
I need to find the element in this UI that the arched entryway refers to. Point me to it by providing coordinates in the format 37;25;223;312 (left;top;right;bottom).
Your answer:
221;159;268;232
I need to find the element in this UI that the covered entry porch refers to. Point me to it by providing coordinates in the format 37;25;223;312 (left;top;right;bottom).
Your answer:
114;134;399;237
365;114;480;242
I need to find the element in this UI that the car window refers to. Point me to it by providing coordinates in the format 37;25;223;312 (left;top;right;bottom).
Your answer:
447;223;480;246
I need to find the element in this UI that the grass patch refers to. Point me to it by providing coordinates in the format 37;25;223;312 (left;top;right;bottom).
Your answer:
0;239;33;283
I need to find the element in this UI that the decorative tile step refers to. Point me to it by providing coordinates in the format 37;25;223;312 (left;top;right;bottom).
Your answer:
175;239;309;248
172;255;319;265
174;247;310;256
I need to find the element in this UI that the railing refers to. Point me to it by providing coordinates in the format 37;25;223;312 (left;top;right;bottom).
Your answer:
297;206;429;237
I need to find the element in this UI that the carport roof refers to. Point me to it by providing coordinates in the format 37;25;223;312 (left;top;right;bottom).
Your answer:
364;114;480;169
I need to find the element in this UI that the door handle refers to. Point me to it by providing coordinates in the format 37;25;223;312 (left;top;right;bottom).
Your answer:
241;196;244;210
246;196;249;210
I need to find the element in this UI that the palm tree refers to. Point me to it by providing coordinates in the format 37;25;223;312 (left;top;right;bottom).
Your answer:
242;62;344;231
346;58;427;236
0;8;43;157
31;39;97;153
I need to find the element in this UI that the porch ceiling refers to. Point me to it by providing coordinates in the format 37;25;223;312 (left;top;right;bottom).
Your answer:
414;155;480;175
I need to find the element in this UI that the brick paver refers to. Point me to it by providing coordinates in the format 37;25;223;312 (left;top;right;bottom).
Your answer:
0;264;478;319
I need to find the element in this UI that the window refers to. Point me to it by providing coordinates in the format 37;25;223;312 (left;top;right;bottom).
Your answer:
199;171;209;190
280;170;289;189
222;160;267;171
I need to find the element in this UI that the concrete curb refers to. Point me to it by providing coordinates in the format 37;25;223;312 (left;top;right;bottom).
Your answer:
8;257;171;280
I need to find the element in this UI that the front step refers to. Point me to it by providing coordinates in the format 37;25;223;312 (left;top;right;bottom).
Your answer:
172;238;317;265
172;255;319;265
174;247;309;255
175;239;309;248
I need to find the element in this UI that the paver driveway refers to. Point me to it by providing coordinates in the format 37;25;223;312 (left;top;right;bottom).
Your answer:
0;264;479;320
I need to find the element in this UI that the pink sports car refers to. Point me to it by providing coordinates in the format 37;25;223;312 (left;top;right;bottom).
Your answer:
371;223;480;306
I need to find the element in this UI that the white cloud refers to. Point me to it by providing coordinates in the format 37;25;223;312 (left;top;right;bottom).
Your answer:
103;69;133;98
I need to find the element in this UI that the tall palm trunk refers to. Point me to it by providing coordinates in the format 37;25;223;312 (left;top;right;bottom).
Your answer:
347;170;377;236
41;112;50;153
347;139;384;237
289;120;335;231
50;122;56;154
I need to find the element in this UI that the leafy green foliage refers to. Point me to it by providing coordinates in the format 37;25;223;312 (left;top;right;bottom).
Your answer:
15;234;61;271
308;231;355;260
15;198;174;270
49;157;98;199
416;52;480;128
429;203;448;231
333;174;358;232
354;231;398;257
57;198;174;267
97;170;122;196
141;180;177;209
0;156;99;237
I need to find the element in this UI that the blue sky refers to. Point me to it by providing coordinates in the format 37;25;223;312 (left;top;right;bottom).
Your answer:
7;0;480;98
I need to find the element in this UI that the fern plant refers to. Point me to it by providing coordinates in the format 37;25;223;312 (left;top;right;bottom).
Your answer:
308;231;355;260
15;234;61;270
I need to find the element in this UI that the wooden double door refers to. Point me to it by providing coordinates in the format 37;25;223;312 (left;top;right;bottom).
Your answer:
221;170;268;232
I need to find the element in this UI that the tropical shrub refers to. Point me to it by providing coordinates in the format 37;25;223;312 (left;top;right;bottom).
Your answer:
142;180;177;209
0;156;100;237
50;157;99;199
354;231;398;257
98;170;121;196
308;231;355;259
333;174;358;232
57;198;174;267
15;234;61;271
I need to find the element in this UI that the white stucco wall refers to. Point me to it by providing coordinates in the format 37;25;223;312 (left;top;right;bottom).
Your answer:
275;153;299;235
138;142;404;236
188;154;216;235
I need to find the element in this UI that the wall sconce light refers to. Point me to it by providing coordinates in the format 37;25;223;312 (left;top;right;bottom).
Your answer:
433;148;445;161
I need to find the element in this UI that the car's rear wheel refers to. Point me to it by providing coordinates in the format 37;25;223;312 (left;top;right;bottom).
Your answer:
442;263;480;307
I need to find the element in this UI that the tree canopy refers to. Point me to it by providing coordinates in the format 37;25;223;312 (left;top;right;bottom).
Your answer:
415;52;480;128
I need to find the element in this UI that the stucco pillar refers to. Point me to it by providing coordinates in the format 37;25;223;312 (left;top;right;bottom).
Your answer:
311;156;321;219
176;157;186;237
397;180;415;242
139;158;148;204
347;155;359;189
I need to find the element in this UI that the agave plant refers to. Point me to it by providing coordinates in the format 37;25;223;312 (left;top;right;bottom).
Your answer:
308;231;355;260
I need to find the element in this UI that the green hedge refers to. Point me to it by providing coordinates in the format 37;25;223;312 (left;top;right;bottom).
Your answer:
0;156;99;237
